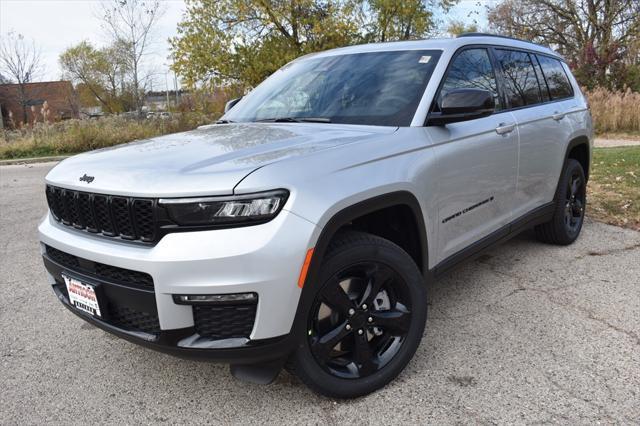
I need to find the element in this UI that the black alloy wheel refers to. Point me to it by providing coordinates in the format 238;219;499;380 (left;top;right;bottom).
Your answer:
564;170;585;234
535;158;587;245
290;231;426;398
308;261;412;379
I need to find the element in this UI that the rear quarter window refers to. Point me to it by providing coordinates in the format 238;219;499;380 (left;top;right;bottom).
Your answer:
494;49;543;108
536;55;574;100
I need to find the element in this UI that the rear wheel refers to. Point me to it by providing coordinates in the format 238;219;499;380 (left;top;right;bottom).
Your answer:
290;231;426;398
535;159;586;245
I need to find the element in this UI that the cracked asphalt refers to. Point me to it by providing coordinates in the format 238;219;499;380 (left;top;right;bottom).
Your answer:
1;162;639;424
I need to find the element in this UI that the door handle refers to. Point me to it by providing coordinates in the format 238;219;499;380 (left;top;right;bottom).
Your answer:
552;111;566;121
495;122;516;135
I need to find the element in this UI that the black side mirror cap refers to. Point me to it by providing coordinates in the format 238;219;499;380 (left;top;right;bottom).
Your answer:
224;97;243;113
426;88;495;126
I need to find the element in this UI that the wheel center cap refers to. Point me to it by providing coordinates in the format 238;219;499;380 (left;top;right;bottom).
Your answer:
350;311;368;328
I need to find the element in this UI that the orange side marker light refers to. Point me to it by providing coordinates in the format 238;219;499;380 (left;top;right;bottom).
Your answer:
297;248;314;288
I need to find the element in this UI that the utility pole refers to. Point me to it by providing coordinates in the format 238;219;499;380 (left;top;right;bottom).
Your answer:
164;71;170;111
174;73;179;106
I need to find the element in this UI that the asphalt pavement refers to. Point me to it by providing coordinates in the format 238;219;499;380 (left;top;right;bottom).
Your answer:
1;162;639;424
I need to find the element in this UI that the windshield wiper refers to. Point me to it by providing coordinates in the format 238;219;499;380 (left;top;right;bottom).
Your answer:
216;119;235;124
255;117;331;123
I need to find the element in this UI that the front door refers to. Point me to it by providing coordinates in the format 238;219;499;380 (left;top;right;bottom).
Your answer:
426;47;519;264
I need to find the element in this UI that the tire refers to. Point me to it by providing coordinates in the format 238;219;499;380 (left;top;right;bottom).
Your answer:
535;159;587;245
289;231;427;398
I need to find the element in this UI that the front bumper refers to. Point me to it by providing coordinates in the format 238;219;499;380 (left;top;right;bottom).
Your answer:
39;208;317;361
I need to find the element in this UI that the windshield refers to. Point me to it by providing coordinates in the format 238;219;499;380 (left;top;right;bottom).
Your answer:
224;49;442;127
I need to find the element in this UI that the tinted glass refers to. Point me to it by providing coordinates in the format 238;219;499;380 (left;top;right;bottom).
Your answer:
537;55;574;100
495;49;543;107
225;50;442;126
437;48;502;111
531;55;551;102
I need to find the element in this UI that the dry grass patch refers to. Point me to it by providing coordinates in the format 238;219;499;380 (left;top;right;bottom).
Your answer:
0;113;215;160
587;89;640;135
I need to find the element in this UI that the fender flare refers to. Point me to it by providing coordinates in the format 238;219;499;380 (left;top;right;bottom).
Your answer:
288;190;429;344
563;135;591;181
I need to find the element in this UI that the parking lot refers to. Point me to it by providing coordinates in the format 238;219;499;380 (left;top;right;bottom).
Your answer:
1;162;639;424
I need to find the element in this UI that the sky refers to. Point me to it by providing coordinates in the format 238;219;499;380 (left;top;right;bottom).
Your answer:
0;0;187;89
0;0;490;89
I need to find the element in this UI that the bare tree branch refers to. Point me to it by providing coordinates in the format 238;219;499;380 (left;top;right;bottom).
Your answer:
0;32;44;124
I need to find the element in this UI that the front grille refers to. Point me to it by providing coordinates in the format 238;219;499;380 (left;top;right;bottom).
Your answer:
46;185;156;242
193;304;257;340
108;305;161;334
45;245;154;290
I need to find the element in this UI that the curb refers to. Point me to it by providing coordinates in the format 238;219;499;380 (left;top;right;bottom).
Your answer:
0;155;68;166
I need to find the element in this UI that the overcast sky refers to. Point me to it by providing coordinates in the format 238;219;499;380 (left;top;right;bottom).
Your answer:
0;0;489;89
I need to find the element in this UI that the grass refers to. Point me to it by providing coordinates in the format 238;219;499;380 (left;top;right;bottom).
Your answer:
0;113;215;160
588;146;640;231
586;89;640;135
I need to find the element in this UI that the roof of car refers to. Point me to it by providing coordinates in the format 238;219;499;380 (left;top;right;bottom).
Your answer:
301;34;562;61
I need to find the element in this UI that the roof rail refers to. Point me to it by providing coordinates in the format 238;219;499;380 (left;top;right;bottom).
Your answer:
457;32;534;45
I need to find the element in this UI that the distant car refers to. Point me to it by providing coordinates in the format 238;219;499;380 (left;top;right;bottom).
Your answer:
146;111;171;119
39;33;592;398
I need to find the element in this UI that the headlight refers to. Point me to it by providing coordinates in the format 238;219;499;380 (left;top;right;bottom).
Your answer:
159;190;289;226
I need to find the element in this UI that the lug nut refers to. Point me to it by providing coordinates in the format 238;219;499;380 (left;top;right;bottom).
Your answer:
357;329;364;335
368;316;373;323
346;324;352;331
348;308;355;316
362;304;368;310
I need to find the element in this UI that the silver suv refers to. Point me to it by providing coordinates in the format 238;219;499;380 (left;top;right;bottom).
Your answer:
39;34;592;398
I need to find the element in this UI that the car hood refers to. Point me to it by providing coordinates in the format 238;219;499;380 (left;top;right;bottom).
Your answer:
45;122;397;197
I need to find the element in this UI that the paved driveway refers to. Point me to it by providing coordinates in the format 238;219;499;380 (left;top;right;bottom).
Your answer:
1;162;639;424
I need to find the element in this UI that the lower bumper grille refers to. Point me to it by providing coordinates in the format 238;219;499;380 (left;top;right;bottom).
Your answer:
108;305;161;335
55;283;161;336
45;245;153;290
193;304;257;339
44;246;160;336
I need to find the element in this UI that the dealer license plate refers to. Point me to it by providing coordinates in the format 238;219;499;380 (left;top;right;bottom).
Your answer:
63;274;102;318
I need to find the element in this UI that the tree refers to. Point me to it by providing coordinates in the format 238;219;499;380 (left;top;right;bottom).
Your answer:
362;0;457;42
170;0;457;90
99;0;165;112
0;32;44;124
487;0;640;89
60;41;130;113
446;19;479;36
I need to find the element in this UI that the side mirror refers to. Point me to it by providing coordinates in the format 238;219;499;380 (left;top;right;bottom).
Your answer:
427;88;495;126
224;97;242;113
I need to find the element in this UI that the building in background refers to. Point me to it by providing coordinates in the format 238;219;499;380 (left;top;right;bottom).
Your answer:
0;81;78;128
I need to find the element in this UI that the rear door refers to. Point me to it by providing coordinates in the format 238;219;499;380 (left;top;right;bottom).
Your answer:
493;49;575;219
427;47;519;264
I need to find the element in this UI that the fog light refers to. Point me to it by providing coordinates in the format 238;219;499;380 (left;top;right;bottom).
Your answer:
174;292;257;305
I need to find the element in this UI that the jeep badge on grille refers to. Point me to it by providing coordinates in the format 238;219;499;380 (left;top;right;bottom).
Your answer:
79;174;94;183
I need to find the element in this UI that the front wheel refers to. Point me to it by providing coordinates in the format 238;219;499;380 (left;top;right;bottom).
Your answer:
535;159;587;245
289;231;427;398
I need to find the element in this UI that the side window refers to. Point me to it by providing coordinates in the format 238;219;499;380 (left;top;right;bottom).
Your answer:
537;55;574;100
495;49;543;108
531;54;551;102
437;48;503;111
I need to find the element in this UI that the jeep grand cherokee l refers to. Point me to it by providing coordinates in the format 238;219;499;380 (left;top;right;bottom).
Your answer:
39;34;592;398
